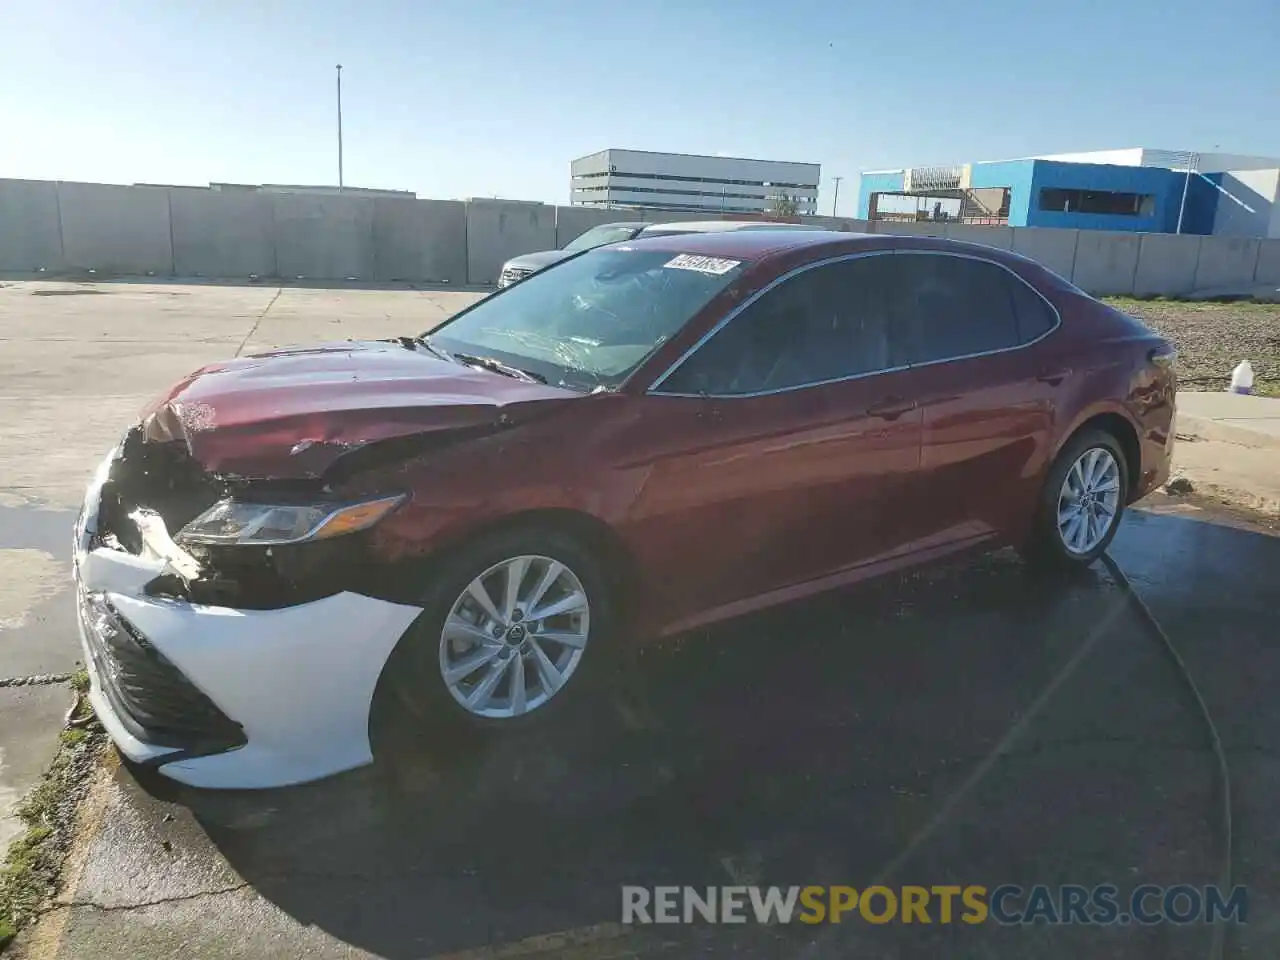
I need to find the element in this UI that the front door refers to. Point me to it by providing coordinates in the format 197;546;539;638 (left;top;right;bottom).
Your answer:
621;253;924;629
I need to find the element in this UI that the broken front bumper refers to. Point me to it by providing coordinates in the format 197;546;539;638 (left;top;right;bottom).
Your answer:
74;448;422;789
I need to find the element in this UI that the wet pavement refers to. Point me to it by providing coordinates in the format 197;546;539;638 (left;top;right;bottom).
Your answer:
0;505;81;849
15;501;1277;960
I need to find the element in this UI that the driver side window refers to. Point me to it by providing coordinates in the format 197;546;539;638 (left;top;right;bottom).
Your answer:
658;256;902;396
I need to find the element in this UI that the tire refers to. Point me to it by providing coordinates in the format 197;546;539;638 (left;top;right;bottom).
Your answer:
372;526;615;740
1024;428;1130;570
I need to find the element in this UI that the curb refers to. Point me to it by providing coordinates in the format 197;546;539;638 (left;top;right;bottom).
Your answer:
1177;413;1280;451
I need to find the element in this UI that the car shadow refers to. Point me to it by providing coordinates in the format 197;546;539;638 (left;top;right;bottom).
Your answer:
128;506;1279;958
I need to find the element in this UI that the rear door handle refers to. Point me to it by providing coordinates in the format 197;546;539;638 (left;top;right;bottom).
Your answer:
1037;368;1072;385
867;396;918;421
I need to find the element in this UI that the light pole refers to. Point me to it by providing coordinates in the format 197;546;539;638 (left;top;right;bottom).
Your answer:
336;64;344;191
831;176;843;217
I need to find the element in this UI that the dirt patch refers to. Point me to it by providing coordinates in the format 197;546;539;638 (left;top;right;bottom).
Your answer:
1106;298;1280;395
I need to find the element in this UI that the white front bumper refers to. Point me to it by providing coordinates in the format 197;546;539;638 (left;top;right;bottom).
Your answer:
74;449;422;789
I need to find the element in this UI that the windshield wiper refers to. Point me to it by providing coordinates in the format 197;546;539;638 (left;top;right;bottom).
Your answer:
452;352;547;384
411;335;456;363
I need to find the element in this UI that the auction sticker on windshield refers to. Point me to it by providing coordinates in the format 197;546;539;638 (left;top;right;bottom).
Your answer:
664;254;741;275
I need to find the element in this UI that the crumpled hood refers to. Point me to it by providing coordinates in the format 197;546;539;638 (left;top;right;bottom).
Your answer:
138;340;577;478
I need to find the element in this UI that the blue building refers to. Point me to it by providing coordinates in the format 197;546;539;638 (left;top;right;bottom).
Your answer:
857;148;1280;237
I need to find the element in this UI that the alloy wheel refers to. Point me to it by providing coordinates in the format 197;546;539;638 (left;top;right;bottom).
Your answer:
438;555;590;719
1056;447;1122;555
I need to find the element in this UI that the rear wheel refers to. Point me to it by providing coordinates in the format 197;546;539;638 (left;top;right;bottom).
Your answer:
373;526;614;740
1026;429;1129;569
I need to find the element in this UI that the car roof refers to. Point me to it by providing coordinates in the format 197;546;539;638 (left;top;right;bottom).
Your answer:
619;228;880;260
637;219;817;234
589;221;648;230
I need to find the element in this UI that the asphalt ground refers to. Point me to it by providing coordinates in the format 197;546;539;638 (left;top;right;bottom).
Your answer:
2;279;1278;959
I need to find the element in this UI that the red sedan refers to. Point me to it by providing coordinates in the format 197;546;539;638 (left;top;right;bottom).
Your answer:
76;229;1175;787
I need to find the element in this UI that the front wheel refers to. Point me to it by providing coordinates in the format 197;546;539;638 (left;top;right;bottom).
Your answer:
374;527;614;738
1025;429;1129;569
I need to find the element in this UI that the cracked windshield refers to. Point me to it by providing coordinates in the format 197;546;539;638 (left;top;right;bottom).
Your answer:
427;248;745;390
1;0;1277;958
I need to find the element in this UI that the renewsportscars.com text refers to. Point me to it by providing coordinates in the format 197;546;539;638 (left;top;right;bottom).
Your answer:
621;885;1248;926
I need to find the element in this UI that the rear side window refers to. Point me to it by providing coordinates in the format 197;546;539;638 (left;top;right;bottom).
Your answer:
895;254;1021;363
1005;273;1058;342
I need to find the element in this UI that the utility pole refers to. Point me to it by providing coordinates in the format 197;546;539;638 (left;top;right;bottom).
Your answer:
336;64;344;191
831;176;843;217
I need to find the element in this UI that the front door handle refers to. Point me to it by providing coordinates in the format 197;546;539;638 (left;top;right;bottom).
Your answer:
1037;367;1072;386
867;396;918;421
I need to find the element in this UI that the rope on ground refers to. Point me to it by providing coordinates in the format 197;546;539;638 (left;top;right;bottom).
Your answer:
0;673;72;688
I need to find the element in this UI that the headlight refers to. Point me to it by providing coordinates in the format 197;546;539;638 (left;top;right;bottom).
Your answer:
176;495;405;546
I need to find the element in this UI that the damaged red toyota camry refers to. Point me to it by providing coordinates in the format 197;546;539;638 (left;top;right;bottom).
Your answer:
73;230;1176;788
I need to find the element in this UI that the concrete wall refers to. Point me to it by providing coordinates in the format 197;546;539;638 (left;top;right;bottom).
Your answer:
3;178;1278;296
273;193;376;280
555;206;639;248
943;223;1013;249
170;187;276;278
1193;236;1261;290
1071;232;1140;296
873;221;947;238
1010;228;1078;279
1254;240;1280;285
466;200;556;285
801;216;873;233
372;198;467;284
0;179;63;271
58;182;173;275
1133;234;1202;297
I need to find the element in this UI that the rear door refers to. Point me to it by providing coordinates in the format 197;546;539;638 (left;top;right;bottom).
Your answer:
624;254;923;625
893;251;1065;544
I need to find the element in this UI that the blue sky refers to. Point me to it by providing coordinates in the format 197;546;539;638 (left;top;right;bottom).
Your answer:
3;0;1277;215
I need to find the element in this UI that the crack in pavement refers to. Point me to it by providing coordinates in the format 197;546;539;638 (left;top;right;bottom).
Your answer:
234;288;283;357
45;882;252;915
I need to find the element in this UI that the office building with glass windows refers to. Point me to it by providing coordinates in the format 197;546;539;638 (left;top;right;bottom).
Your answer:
570;149;821;216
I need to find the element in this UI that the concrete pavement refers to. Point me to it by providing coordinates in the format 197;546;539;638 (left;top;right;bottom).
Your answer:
1172;392;1280;514
1177;391;1280;448
0;279;485;855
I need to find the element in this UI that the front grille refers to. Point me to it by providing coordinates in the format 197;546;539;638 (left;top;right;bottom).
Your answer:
499;266;533;288
80;590;245;752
